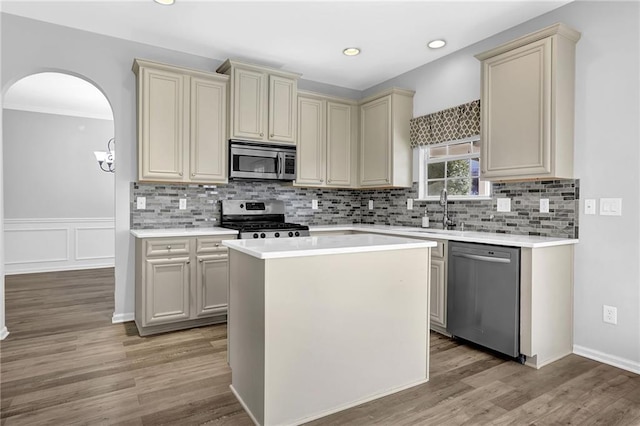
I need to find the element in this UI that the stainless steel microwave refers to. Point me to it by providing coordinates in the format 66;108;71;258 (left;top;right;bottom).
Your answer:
229;140;296;181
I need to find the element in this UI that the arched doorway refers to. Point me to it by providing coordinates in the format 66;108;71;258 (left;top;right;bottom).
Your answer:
2;72;115;338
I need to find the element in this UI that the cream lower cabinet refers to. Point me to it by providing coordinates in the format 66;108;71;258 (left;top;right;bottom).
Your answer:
428;239;448;334
135;235;233;336
475;23;580;181
359;88;414;188
133;59;228;184
296;92;358;188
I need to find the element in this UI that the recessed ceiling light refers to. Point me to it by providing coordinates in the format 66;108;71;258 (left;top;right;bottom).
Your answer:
427;39;446;49
154;0;175;5
343;47;361;56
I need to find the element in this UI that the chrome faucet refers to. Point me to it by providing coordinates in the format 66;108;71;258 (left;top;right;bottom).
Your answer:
439;188;455;229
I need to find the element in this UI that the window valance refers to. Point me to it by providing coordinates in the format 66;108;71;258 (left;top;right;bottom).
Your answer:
409;99;480;147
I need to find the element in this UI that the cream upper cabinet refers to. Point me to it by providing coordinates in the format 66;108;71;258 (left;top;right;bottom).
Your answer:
326;101;354;187
295;91;358;188
217;59;300;145
190;76;228;182
136;65;187;181
476;23;580;181
359;88;414;188
296;96;325;185
133;59;229;184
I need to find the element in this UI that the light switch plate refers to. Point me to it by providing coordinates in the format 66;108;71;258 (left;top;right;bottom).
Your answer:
584;199;596;215
179;199;187;210
496;198;511;212
312;199;318;210
368;200;374;210
407;199;413;210
600;198;622;216
136;197;146;210
539;199;549;213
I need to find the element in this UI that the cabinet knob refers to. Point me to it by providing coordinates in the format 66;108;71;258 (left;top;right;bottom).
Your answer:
186;261;190;265
260;132;264;137
199;258;203;263
328;179;332;183
320;179;324;183
192;173;195;177
215;243;220;247
179;172;183;177
167;245;171;250
270;134;274;138
385;178;389;183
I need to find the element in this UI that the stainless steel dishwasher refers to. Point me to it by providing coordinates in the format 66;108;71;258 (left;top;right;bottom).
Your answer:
447;241;522;360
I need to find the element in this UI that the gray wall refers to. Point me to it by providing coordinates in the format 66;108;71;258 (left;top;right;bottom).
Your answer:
3;109;114;219
367;2;640;368
0;12;365;327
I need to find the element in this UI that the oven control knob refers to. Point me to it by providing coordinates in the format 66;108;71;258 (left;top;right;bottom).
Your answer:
240;204;244;208
253;233;259;239
295;231;300;237
274;232;280;238
260;233;266;238
288;232;293;237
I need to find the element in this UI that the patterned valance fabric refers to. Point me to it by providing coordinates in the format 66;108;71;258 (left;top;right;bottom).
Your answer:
409;100;480;147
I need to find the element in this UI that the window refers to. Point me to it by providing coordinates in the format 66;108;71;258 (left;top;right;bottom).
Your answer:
418;137;490;199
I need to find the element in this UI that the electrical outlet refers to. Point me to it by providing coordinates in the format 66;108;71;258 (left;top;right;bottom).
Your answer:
368;200;374;210
584;199;596;215
603;305;618;325
496;198;511;212
179;199;187;210
407;199;414;210
540;199;549;213
136;197;146;210
312;199;318;210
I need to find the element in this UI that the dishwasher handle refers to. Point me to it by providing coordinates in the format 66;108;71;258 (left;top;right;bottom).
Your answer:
452;252;511;264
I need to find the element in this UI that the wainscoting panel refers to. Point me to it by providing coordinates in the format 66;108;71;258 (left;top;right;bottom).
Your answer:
4;218;115;275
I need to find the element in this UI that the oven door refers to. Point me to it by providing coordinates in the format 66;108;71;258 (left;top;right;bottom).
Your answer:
230;145;280;180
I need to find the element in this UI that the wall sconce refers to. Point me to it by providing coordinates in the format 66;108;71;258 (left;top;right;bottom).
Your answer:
94;138;115;173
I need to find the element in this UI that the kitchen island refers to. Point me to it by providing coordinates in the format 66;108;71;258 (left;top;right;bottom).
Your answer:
223;234;436;426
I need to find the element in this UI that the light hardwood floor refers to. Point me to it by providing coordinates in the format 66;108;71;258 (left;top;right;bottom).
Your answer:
1;268;639;425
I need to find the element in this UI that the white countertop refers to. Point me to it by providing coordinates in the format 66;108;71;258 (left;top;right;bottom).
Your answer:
309;224;578;248
222;233;437;259
130;227;238;238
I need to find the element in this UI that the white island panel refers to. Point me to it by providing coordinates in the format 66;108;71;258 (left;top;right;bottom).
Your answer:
228;241;431;426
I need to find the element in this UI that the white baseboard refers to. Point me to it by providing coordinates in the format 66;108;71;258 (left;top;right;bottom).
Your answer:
6;263;114;275
112;312;135;323
0;327;9;340
4;218;114;275
573;344;640;375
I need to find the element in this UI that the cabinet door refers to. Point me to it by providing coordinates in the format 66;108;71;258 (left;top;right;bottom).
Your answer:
481;38;552;179
269;75;296;144
326;101;353;187
139;67;187;181
296;97;325;185
360;96;391;186
232;67;266;141
195;254;228;318
430;258;447;328
144;256;191;325
190;77;227;183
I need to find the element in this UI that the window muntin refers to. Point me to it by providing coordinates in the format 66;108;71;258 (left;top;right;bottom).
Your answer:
418;137;489;199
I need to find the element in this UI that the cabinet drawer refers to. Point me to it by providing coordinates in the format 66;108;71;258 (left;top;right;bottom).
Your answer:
431;240;446;259
196;236;234;254
145;239;191;257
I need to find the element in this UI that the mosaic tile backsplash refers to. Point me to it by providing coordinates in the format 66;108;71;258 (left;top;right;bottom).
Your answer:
131;179;579;239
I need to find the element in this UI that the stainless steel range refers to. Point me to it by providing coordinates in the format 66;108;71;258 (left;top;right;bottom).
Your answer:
221;200;310;239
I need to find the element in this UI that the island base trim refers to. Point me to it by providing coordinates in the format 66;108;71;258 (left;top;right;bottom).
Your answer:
231;378;431;426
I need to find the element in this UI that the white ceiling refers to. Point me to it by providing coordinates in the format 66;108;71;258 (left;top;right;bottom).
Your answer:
3;73;113;120
1;0;571;91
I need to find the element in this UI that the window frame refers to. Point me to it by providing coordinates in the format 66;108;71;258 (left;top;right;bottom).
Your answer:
417;136;491;201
